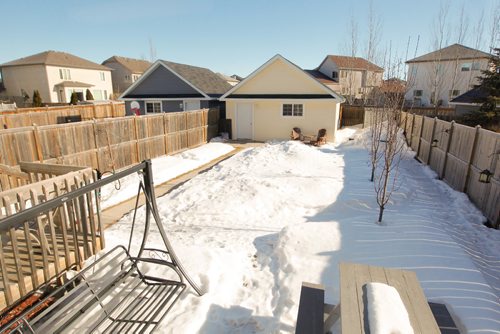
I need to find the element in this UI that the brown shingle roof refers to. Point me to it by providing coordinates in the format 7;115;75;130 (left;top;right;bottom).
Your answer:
1;51;110;70
103;56;151;73
160;60;232;96
322;55;384;72
406;43;491;63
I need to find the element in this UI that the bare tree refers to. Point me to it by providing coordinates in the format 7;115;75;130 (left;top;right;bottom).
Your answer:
363;0;383;105
344;15;359;104
373;94;406;223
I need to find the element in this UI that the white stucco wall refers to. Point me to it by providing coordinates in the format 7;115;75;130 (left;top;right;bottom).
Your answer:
46;66;113;102
405;58;489;107
226;99;339;142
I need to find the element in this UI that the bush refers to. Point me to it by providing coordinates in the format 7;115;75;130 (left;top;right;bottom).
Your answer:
70;92;78;105
86;89;94;101
32;90;42;107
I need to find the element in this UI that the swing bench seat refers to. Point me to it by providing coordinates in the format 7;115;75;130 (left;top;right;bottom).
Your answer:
5;245;186;334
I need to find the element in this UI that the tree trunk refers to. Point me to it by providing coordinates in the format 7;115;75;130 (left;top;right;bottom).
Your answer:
378;205;384;223
370;166;375;182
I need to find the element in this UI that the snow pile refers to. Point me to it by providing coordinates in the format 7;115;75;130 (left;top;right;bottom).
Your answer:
366;282;414;334
99;142;234;209
103;129;500;333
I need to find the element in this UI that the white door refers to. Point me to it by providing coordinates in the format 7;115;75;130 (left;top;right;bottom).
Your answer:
184;100;200;111
236;103;253;139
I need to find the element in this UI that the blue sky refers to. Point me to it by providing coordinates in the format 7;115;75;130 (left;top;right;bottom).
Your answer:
1;0;498;77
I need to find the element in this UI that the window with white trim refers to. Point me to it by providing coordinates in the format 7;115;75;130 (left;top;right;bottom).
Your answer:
132;74;140;82
282;104;303;117
59;68;71;80
100;72;106;81
146;101;162;113
471;62;480;70
332;71;338;79
413;90;423;97
461;63;471;71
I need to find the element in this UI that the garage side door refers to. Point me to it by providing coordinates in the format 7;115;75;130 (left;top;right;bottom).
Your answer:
236;103;253;139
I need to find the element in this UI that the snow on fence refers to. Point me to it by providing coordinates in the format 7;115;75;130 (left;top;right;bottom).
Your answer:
0;108;220;173
0;102;125;129
401;112;500;228
0;103;16;112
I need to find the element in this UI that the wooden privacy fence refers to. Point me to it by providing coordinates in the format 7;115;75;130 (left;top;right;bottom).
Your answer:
340;105;365;127
0;166;100;309
0;102;125;129
402;112;500;228
0;108;220;172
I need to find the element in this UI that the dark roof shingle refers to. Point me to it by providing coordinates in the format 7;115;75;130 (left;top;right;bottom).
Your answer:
1;51;110;70
103;56;151;73
160;60;232;96
304;70;337;84
450;86;489;104
406;44;491;63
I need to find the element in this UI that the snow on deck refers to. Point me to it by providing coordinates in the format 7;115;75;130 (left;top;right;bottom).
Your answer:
103;129;500;333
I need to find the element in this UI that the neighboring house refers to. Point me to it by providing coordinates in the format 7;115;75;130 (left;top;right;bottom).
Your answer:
314;55;384;101
120;60;232;115
405;43;491;107
102;56;151;95
231;74;244;81
220;54;345;142
449;86;490;115
0;50;113;104
217;73;240;86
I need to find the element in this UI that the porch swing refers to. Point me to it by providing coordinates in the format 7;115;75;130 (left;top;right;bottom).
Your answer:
0;160;204;334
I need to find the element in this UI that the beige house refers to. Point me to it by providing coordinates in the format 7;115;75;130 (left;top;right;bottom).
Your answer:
0;51;113;104
102;56;151;96
405;44;491;107
315;55;384;101
220;54;344;142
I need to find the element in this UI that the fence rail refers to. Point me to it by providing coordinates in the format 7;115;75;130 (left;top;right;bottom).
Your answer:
0;102;125;129
0;166;99;309
401;112;500;228
0;108;220;172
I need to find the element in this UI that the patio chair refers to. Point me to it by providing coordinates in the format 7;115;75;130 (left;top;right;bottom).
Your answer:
304;129;327;146
290;127;304;141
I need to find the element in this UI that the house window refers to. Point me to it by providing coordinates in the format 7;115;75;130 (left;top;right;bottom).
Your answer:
132;74;140;82
59;68;71;80
104;90;108;100
282;104;303;117
449;90;460;98
125;75;131;81
471;62;480;70
340;70;348;78
100;72;106;81
146;101;162;114
332;71;338;79
413;90;423;97
92;90;103;100
461;63;471;71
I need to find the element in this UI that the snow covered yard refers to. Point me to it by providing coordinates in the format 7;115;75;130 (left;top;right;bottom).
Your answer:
104;129;500;333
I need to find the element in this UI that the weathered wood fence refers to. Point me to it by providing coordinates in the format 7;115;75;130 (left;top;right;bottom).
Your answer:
0;102;125;129
402;112;500;228
0;108;219;172
0;165;100;309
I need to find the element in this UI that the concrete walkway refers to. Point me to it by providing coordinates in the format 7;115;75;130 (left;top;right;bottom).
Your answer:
100;142;263;229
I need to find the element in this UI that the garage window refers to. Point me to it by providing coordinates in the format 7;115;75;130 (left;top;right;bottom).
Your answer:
282;104;303;117
146;101;162;114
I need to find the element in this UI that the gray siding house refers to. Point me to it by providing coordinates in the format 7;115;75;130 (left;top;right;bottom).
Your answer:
119;60;231;115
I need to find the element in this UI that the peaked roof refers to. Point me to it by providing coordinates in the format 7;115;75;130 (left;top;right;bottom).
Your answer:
319;55;384;72
1;51;110;70
120;59;232;99
449;86;489;104
217;73;240;82
159;60;232;96
406;44;491;63
220;54;344;101
102;56;151;73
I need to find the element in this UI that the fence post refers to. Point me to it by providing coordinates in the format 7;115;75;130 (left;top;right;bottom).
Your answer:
427;117;438;165
416;116;425;159
185;112;189;148
440;121;454;180
92;104;97;119
133;115;141;163
408;113;415;148
92;119;101;171
463;125;481;193
110;102;116;117
32;124;44;162
162;113;169;155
